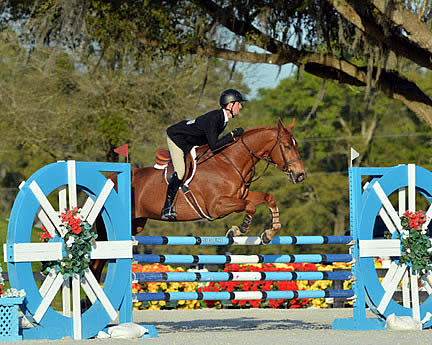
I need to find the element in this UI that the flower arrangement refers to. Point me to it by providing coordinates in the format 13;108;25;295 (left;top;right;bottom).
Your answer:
132;263;200;310
1;288;26;299
42;207;98;279
399;210;431;277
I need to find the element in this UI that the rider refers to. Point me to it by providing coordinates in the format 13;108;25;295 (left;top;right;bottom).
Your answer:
161;89;247;221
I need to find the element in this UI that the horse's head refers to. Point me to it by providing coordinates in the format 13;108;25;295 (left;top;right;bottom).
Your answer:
268;118;305;184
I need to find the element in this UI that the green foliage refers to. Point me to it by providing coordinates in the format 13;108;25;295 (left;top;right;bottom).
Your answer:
44;210;98;279
230;71;432;255
0;30;247;184
399;212;432;277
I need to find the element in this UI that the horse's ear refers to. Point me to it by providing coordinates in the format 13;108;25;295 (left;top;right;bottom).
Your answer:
287;118;295;130
278;117;295;130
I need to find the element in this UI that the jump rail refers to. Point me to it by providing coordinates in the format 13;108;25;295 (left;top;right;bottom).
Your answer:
132;271;353;282
133;253;353;264
133;234;355;308
135;235;353;246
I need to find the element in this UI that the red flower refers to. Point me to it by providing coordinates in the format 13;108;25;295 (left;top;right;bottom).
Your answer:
404;210;426;231
38;225;52;242
71;224;82;235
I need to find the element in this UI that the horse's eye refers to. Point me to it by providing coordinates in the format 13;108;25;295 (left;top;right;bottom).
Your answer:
285;144;291;150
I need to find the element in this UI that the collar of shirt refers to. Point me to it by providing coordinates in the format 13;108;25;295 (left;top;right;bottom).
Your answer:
222;109;229;125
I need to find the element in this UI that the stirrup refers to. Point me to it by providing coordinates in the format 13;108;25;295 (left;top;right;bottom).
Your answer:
161;207;177;221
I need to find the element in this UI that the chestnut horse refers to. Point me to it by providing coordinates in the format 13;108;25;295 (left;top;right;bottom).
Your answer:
91;118;305;283
130;117;304;242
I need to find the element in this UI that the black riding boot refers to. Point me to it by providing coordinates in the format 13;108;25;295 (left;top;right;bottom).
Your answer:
161;172;182;221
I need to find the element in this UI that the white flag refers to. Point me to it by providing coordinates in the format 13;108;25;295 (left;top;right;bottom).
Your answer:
350;147;359;163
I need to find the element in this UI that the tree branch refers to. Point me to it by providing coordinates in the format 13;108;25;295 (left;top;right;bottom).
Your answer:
195;43;432;128
329;0;432;70
370;0;432;52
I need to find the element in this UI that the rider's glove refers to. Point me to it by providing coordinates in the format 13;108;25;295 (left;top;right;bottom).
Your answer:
232;128;244;137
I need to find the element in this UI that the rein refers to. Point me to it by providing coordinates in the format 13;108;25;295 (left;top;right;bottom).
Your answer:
194;127;301;198
239;127;301;181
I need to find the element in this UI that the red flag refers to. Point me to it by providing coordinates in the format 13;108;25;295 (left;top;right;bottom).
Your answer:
114;144;128;162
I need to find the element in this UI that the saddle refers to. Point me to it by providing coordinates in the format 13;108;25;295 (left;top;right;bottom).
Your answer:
154;147;213;220
154;148;197;185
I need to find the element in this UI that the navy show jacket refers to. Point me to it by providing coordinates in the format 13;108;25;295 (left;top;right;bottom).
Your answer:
167;109;234;154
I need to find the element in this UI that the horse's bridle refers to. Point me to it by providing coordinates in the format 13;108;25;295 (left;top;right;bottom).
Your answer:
240;126;302;183
197;126;302;197
267;127;302;173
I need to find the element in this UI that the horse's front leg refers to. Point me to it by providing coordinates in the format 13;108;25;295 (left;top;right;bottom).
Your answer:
245;191;280;244
210;197;257;237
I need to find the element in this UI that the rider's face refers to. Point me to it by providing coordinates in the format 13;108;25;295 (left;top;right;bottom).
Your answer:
227;101;242;118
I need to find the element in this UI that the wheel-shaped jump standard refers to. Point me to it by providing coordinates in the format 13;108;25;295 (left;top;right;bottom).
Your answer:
6;161;132;340
357;164;432;328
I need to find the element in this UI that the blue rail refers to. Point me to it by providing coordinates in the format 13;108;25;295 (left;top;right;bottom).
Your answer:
134;289;354;302
135;235;353;246
133;271;353;282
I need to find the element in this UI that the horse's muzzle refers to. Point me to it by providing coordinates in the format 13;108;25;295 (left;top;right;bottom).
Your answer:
295;173;305;184
287;170;305;184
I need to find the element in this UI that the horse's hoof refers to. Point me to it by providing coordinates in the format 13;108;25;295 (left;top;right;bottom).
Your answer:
226;226;240;238
260;231;272;245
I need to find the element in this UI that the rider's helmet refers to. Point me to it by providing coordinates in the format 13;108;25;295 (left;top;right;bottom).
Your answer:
219;89;247;108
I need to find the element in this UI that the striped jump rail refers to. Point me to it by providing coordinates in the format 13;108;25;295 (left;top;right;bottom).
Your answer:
133;289;355;302
135;235;353;246
133;271;353;283
133;253;353;265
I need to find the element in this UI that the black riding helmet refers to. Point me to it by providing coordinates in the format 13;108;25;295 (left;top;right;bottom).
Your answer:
219;89;248;108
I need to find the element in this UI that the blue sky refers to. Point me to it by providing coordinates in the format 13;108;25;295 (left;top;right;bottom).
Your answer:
235;61;294;100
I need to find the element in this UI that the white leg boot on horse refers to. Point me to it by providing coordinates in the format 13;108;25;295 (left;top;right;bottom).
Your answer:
261;207;281;244
247;192;281;244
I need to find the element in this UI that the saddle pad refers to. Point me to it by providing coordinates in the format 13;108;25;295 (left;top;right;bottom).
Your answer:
155;149;171;166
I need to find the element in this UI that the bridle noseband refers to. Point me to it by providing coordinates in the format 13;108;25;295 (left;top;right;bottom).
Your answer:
241;126;301;180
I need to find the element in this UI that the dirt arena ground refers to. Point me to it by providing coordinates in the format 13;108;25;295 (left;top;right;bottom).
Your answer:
6;308;432;345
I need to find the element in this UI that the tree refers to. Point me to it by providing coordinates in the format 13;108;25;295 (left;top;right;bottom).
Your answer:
3;1;432;127
0;29;249;220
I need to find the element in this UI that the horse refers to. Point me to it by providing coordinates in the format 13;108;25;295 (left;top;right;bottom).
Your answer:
132;117;304;238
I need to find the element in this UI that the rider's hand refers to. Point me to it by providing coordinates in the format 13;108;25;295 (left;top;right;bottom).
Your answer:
232;128;244;138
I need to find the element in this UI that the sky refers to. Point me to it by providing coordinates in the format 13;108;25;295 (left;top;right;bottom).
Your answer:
233;54;294;100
